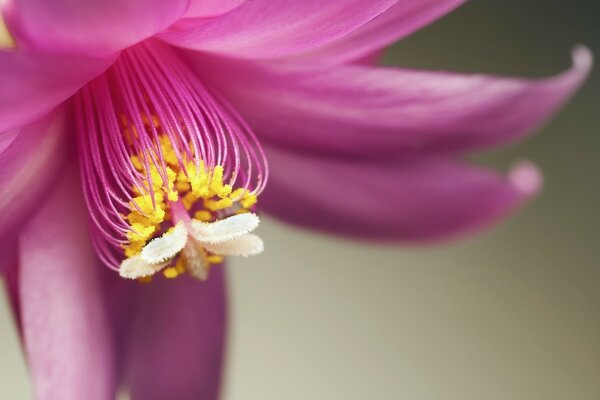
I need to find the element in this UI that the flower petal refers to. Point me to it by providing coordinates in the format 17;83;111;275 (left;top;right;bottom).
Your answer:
127;270;227;400
18;169;115;399
159;0;399;59
183;0;246;18
0;111;67;245
292;0;465;64
260;145;541;242
4;0;190;57
203;234;264;257
190;213;260;244
0;49;114;131
189;47;592;156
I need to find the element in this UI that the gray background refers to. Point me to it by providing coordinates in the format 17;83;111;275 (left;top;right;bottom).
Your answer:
1;1;599;398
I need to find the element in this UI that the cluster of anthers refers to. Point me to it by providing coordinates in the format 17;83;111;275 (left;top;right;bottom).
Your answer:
76;40;268;281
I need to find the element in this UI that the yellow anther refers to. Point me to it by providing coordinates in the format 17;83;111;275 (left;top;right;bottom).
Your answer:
204;197;233;211
165;167;179;201
141;113;160;128
206;255;224;264
130;193;165;224
230;188;246;200
138;276;153;284
217;184;232;199
176;181;191;192
127;223;156;242
158;135;179;166
240;193;257;209
187;162;210;197
174;256;187;273
182;192;198;210
130;155;145;171
126;212;152;227
194;210;212;222
209;166;230;197
163;267;179;279
124;240;146;257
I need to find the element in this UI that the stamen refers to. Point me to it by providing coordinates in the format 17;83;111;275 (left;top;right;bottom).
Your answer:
76;39;268;279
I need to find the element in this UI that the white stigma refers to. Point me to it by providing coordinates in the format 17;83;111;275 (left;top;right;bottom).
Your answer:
119;213;264;279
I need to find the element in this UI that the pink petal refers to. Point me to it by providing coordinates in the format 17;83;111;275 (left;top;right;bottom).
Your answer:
4;0;189;57
127;271;227;400
18;169;115;399
159;0;399;59
0;111;67;246
188;47;591;156
183;0;246;18
260;145;541;242
0;49;114;131
292;0;465;64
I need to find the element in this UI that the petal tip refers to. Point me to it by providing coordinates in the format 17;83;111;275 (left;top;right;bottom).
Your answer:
509;160;543;197
571;45;594;70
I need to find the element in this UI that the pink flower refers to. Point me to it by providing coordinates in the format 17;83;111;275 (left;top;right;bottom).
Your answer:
0;0;592;398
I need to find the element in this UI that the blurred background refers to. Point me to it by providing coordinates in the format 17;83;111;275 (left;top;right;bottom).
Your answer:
1;0;599;399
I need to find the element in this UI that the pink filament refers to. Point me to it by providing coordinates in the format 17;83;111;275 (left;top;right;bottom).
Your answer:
76;39;268;270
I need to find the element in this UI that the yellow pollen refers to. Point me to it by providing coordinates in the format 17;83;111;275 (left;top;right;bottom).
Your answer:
206;255;224;264
127;223;156;242
163;267;179;279
130;193;165;224
240;193;257;209
194;210;212;222
122;130;261;280
124;240;146;257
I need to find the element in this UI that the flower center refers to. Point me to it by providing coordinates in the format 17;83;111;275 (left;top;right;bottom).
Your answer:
76;40;268;281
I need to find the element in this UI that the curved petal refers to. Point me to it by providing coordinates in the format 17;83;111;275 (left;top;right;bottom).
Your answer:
291;0;465;64
4;0;190;57
189;47;592;157
183;0;246;18
127;270;227;400
0;110;67;245
0;49;114;131
260;145;541;242
159;0;399;59
18;169;115;399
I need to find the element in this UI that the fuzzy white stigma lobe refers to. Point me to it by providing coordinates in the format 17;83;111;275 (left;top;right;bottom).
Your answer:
119;213;264;280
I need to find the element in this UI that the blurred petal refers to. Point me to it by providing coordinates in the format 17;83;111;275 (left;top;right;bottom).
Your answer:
5;0;189;56
293;0;465;64
19;169;115;399
183;0;246;18
160;0;399;59
0;111;67;244
128;270;227;400
0;236;17;274
1;261;19;331
190;47;591;156
0;49;114;131
260;145;541;242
